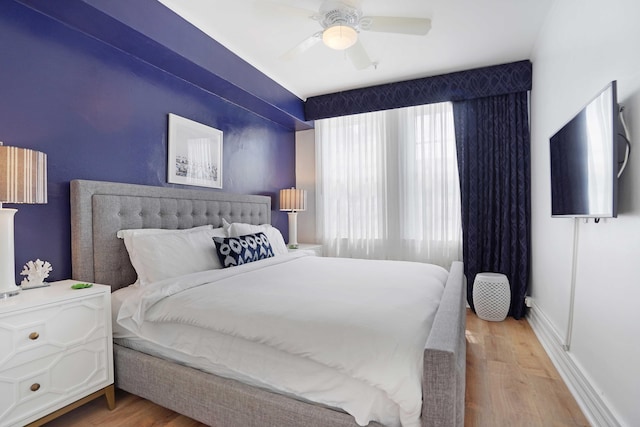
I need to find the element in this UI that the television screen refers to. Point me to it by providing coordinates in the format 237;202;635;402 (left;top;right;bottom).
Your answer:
550;81;619;218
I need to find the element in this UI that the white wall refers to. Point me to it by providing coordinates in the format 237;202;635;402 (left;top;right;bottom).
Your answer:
530;0;640;425
295;129;317;243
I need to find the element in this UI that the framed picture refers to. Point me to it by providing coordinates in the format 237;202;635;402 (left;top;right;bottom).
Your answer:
167;113;223;189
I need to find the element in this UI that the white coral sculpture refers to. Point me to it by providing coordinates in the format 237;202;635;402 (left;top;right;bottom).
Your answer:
20;259;53;287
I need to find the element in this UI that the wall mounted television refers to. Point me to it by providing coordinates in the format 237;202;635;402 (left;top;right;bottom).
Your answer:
549;80;627;218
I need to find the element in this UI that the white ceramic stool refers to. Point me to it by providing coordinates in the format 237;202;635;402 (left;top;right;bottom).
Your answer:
472;272;511;321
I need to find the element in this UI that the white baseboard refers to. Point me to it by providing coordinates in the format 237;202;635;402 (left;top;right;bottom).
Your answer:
526;302;620;427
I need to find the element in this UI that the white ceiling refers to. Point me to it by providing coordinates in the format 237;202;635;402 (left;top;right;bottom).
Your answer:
157;0;554;100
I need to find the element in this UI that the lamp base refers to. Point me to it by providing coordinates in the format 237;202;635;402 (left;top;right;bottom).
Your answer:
287;212;299;248
0;208;19;299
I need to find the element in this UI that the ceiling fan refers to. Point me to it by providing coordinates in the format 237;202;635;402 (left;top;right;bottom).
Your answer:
277;0;431;70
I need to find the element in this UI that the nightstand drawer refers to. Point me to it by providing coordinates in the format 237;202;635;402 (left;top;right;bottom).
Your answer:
0;337;110;426
0;294;107;370
0;281;113;426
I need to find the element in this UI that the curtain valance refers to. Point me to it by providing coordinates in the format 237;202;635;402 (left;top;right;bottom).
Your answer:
305;60;531;120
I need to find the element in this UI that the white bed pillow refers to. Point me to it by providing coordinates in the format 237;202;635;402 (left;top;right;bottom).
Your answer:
117;224;213;242
121;226;226;286
227;222;288;256
221;218;232;235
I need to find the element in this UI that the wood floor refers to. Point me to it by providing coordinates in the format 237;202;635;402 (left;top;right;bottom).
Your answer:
464;310;589;427
45;310;590;427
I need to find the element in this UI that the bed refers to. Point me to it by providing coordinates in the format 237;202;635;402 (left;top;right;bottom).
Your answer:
70;179;466;427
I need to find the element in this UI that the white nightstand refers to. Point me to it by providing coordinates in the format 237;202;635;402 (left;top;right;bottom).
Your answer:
288;243;323;257
0;280;114;427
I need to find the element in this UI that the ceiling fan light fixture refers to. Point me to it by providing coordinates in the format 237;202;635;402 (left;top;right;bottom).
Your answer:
322;25;358;50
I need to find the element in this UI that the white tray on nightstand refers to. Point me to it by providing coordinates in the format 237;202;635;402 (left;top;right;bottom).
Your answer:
288;243;323;257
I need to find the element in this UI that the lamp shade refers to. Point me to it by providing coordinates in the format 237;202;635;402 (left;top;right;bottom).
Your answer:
280;188;307;212
322;25;358;50
0;146;47;204
0;145;47;298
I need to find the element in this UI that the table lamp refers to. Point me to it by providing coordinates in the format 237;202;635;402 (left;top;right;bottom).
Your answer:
0;144;47;298
279;187;306;249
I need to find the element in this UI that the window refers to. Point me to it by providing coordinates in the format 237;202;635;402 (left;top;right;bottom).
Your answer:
316;102;462;267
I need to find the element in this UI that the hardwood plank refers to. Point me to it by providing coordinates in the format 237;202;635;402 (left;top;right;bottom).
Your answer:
45;389;207;427
45;310;589;427
464;310;589;427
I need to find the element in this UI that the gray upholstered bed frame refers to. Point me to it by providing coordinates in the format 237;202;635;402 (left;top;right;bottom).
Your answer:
70;179;466;427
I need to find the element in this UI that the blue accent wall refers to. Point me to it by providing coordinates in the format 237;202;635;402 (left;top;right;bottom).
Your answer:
0;1;302;283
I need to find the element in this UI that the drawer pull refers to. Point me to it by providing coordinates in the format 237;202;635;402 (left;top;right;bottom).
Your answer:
29;332;40;340
30;383;40;392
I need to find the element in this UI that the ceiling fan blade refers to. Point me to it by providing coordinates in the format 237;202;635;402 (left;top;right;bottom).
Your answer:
361;16;431;35
347;40;372;70
280;32;322;60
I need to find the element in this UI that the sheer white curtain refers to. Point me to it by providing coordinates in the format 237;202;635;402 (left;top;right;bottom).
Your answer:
316;102;462;267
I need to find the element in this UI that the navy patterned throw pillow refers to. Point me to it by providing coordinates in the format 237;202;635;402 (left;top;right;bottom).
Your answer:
213;232;275;268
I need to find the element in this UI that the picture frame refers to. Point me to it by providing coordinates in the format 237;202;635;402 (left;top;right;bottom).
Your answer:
167;113;223;189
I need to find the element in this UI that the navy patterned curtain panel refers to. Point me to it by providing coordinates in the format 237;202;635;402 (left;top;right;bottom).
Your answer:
453;92;531;319
304;60;531;120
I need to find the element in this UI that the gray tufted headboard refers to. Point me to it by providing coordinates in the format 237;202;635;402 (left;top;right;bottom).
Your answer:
70;179;271;290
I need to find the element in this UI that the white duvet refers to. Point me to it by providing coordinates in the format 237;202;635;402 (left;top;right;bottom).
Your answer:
115;252;447;427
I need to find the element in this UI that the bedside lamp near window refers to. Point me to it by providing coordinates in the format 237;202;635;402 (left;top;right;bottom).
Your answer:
0;144;47;298
279;187;307;249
